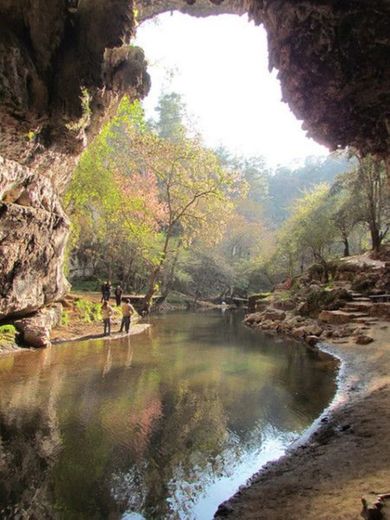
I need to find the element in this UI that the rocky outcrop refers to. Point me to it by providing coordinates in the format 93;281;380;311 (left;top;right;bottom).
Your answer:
14;304;62;347
0;157;70;320
318;310;363;325
245;254;389;349
0;1;150;345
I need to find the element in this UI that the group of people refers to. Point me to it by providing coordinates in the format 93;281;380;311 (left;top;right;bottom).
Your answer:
100;281;136;336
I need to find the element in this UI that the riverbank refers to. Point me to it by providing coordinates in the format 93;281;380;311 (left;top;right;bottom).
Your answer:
215;257;390;519
0;292;150;356
216;321;390;519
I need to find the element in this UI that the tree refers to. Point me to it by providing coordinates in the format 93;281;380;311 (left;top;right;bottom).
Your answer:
121;131;240;310
152;92;187;141
64;98;167;289
349;155;389;251
275;184;338;282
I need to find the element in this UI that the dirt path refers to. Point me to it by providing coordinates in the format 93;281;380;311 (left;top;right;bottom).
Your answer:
215;322;390;519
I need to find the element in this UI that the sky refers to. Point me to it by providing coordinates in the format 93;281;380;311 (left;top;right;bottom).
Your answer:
135;13;329;167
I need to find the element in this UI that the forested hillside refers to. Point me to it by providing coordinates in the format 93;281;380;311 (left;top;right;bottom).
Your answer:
65;92;389;302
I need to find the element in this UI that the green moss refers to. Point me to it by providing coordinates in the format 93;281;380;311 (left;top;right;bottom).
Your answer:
0;324;17;348
0;324;16;335
65;87;92;132
61;311;70;327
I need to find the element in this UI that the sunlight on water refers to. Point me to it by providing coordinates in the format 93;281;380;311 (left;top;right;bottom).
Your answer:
0;311;337;519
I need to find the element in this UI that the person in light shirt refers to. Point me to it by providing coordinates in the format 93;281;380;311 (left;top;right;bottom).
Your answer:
101;300;114;336
119;298;136;334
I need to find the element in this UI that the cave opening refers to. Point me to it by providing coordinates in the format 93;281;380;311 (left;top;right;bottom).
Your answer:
135;12;328;168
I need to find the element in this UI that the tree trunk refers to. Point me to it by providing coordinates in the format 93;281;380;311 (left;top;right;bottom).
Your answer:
160;247;181;302
142;229;172;312
342;236;350;257
142;266;161;313
370;224;381;252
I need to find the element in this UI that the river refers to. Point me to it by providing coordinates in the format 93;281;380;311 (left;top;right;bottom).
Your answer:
0;311;337;519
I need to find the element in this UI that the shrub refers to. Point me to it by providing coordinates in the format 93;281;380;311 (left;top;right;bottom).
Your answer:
61;311;70;327
75;299;102;323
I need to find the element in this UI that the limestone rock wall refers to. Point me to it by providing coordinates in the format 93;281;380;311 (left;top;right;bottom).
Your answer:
0;157;69;320
0;0;150;344
252;1;390;157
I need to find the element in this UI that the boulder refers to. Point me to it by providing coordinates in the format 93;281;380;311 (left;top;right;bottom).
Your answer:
244;312;263;325
319;310;358;325
255;301;269;312
296;301;309;315
361;492;390;520
292;326;307;339
14;304;62;347
305;323;324;336
273;299;296;311
247;294;270;313
263;309;286;321
343;301;373;313
369;303;390;319
355;335;374;345
306;335;320;346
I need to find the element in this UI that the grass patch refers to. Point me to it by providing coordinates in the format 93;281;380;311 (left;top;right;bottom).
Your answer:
61;311;70;327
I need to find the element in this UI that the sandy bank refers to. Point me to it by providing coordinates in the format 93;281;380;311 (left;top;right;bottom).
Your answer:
215;320;390;519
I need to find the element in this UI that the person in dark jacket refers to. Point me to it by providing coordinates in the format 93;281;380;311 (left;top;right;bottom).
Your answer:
114;284;123;306
101;281;111;302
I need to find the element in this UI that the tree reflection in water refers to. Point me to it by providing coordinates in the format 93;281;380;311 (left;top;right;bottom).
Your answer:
0;313;337;519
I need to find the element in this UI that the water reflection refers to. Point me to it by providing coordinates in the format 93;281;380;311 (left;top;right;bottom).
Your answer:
0;312;337;519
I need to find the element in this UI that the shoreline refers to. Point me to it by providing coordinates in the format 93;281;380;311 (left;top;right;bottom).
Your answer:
0;318;150;357
215;318;390;519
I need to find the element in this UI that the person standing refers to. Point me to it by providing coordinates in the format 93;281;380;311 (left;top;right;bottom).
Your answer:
101;300;114;335
119;298;136;334
101;281;111;302
114;284;123;306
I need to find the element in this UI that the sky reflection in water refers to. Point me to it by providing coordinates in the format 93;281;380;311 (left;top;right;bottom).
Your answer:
0;311;337;519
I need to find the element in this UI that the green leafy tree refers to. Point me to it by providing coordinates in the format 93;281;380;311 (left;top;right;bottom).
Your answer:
276;184;338;281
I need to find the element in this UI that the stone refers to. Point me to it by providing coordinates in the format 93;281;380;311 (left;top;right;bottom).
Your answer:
319;310;356;325
273;299;296;311
244;312;263;325
255;301;269;312
292;326;307;339
370;303;390;319
355;335;374;345
361;493;390;520
343;302;373;313
263;309;286;321
14;303;62;347
305;323;324;337
306;335;320;346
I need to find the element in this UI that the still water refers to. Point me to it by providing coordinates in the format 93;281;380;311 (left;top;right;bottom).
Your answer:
0;311;337;519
